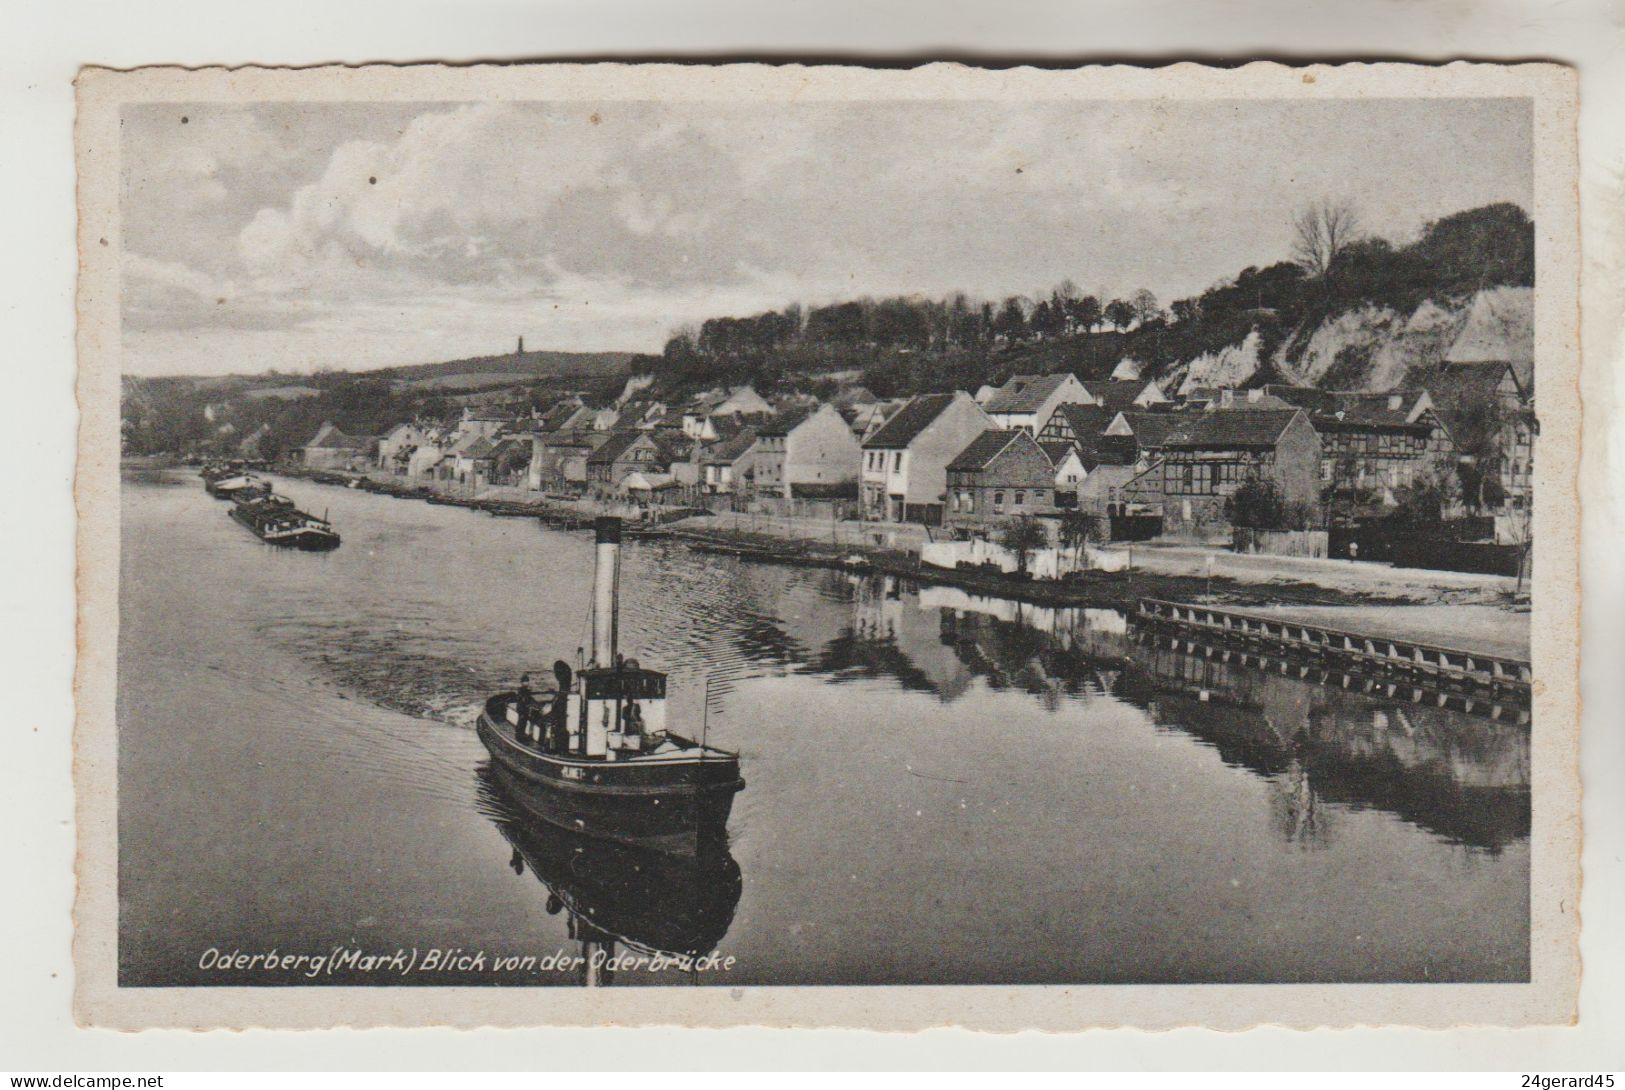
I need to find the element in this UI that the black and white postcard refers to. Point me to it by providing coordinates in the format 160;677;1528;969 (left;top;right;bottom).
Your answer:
72;61;1581;1030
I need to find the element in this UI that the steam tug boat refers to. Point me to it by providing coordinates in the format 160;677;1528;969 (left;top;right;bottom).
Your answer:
476;517;744;855
229;491;342;551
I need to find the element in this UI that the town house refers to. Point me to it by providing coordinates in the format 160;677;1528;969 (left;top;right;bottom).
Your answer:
377;421;431;475
1039;440;1089;501
944;429;1059;536
528;428;607;492
860;392;995;525
700;428;760;495
1038;403;1139;466
1119;409;1322;534
1261;386;1457;503
586;430;664;492
300;421;374;471
1420;360;1533;514
748;403;862;499
978;372;1093;435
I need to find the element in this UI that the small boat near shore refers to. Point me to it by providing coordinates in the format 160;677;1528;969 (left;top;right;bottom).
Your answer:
475;516;744;855
229;492;341;551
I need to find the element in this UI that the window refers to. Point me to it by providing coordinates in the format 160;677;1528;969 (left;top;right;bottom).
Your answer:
893;451;902;473
965;492;975;512
1014;490;1026;506
994;491;1005;511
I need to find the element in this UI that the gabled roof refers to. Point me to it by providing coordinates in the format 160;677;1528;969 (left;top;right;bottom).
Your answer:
862;393;960;449
1081;379;1153;414
461;435;497;459
1166;409;1305;450
1038;440;1080;467
1050;403;1114;440
1112;411;1189;449
305;422;368;450
701;427;759;464
1328;390;1434;427
948;429;1027;472
984;373;1075;414
647;430;695;461
757;405;816;437
1418;360;1526;405
540;428;597;450
587;429;654;465
1253;385;1340;414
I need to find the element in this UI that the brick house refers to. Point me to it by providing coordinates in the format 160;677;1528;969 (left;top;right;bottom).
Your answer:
944;429;1059;536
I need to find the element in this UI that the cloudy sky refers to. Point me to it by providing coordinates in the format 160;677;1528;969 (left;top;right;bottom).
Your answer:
120;97;1531;377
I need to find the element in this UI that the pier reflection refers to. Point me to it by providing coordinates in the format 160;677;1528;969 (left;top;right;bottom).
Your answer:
821;574;1530;854
476;765;743;986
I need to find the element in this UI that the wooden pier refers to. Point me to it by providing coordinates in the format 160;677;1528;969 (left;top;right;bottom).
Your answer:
1131;598;1532;703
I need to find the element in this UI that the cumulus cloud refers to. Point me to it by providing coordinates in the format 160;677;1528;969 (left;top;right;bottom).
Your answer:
118;97;1534;376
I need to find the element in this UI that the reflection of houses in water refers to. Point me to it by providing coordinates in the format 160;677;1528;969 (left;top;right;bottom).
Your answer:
805;575;976;700
1128;640;1530;853
477;766;742;987
925;590;1134;705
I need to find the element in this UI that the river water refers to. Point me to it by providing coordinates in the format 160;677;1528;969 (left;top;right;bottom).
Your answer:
118;467;1530;986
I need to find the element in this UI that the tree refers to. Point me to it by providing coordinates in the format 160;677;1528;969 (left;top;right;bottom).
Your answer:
1170;297;1201;325
1225;479;1287;530
1104;298;1136;331
1031;299;1065;339
1130;289;1161;327
993;297;1028;344
1292;198;1362;278
1447;389;1509;512
1057;509;1102;571
998;516;1049;575
1069;295;1104;333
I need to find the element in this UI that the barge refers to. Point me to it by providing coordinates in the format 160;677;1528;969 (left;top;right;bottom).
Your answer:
229;491;341;551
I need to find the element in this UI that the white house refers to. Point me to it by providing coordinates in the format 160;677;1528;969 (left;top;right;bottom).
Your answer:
981;373;1094;435
860;391;995;525
749;403;862;498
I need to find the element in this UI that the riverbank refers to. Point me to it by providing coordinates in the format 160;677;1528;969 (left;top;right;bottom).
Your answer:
254;462;1529;659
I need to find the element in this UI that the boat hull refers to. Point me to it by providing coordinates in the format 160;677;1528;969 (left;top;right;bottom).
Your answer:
475;710;743;856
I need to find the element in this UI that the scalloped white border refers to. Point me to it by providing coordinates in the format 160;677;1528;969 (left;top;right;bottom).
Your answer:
71;60;1582;1032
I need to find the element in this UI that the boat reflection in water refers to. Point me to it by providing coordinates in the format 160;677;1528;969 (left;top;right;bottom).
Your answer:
476;764;742;987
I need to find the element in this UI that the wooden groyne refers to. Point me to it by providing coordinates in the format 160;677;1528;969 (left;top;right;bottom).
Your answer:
1131;598;1532;703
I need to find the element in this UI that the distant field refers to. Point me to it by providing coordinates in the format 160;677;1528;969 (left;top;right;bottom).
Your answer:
241;385;321;400
401;372;533;391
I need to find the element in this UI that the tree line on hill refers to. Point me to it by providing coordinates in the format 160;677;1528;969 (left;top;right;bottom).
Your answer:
121;201;1532;458
637;201;1534;401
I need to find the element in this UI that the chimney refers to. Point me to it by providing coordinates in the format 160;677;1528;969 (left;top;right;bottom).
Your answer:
591;517;622;667
517;335;524;355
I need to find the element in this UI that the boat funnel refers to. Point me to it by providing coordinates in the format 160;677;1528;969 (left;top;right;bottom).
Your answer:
592;517;621;666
